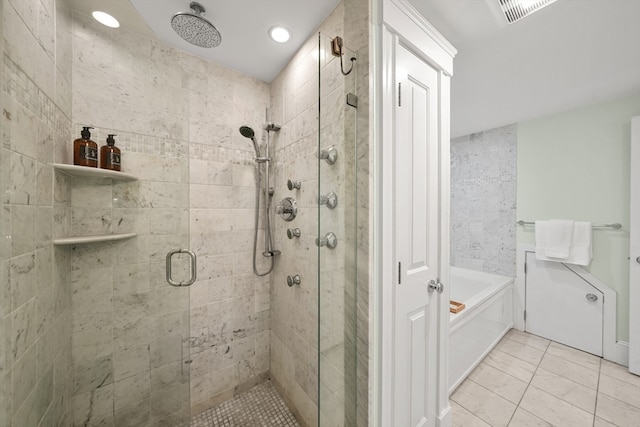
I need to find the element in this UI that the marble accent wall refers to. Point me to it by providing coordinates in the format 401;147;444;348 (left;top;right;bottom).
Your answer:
1;0;74;425
69;11;271;425
450;124;517;277
269;2;368;425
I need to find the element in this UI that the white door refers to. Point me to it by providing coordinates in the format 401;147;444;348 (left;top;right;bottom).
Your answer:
525;252;603;356
630;116;640;375
393;44;440;427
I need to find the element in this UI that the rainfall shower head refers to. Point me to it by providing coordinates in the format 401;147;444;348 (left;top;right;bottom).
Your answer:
239;126;261;157
171;2;221;48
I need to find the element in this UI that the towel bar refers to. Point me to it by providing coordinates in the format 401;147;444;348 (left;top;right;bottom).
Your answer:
516;220;622;230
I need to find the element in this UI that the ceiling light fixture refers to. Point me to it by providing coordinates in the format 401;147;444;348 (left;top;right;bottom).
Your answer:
269;26;290;43
92;11;120;28
498;0;557;24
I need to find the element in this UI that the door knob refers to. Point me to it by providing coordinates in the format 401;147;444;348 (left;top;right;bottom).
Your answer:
427;279;443;294
636;256;640;264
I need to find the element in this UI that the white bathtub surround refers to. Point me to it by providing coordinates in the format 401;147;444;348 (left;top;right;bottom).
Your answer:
451;330;640;427
449;267;514;393
451;123;517;277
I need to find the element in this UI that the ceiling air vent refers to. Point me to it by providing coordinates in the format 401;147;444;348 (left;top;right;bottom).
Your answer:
499;0;558;24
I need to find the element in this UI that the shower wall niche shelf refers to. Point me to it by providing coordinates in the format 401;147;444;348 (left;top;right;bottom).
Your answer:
53;163;138;181
53;233;137;246
53;164;138;245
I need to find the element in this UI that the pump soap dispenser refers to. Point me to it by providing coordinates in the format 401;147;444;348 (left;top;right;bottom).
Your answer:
73;126;98;167
100;134;121;171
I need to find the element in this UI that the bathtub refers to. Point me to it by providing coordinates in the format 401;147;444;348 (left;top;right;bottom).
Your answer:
449;267;514;394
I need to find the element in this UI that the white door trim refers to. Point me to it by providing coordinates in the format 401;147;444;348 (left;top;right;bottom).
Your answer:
629;116;640;375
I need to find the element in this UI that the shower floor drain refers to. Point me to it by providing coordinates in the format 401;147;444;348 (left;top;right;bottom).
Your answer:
190;381;300;427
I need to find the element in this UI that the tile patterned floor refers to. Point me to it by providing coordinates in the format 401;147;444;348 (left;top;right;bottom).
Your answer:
452;329;640;427
190;381;300;427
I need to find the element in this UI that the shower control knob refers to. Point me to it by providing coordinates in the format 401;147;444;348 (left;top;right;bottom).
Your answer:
287;179;302;190
318;192;338;209
316;232;337;249
287;275;301;287
276;197;297;221
318;147;338;165
287;228;301;239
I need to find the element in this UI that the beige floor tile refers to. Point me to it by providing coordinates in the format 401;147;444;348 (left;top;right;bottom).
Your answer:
539;352;599;390
520;386;594;427
530;367;597;413
594;416;618;427
599;372;640;409
506;330;550;352
596;392;640;427
496;337;545;366
451;400;492;427
469;362;528;404
508;407;553;427
600;359;640;387
484;349;538;383
546;341;601;371
451;380;517;427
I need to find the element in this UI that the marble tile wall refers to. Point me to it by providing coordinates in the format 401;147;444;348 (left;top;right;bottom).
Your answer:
268;2;368;425
450;124;517;277
69;10;271;425
1;0;74;425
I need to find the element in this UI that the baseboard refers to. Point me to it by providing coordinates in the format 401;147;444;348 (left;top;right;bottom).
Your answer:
437;404;452;427
612;340;630;367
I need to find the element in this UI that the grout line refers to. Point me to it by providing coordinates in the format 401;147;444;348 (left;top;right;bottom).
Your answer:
504;336;549;426
593;359;602;427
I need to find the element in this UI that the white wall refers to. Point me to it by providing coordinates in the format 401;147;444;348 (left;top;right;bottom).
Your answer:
517;93;640;341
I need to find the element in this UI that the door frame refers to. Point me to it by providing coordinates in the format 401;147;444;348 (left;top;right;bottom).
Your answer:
373;0;456;425
630;116;640;375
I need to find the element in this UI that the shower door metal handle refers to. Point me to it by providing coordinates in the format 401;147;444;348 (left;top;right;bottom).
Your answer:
166;249;197;287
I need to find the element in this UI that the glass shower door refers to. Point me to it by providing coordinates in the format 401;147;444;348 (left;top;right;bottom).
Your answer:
317;32;359;427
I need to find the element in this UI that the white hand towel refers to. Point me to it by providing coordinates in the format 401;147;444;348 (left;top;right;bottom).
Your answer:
566;221;593;266
544;219;574;258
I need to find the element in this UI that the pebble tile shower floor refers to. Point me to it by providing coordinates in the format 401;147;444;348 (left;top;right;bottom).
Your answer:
191;381;300;427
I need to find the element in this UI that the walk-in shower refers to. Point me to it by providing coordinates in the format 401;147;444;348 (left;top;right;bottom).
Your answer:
240;123;281;276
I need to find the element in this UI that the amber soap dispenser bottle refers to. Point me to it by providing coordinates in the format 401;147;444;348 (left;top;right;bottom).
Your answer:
73;126;98;167
100;134;121;171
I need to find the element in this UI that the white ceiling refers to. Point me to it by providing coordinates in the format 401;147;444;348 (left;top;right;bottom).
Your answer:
408;0;640;137
69;0;340;82
130;0;340;83
69;0;640;138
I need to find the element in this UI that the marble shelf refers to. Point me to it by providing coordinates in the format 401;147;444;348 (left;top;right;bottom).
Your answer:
53;163;138;181
53;233;137;246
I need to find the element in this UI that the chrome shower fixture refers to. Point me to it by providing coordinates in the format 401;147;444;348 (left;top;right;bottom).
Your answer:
264;122;281;132
171;2;221;48
286;274;301;287
318;147;338;165
287;179;301;190
239;126;261;158
318;192;338;209
286;228;301;239
316;232;337;249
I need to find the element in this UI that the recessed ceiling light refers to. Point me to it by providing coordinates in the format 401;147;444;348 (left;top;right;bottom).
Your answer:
269;26;290;43
92;11;120;28
498;0;557;23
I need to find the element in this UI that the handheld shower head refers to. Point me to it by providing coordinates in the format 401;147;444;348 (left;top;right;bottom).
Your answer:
239;126;261;157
